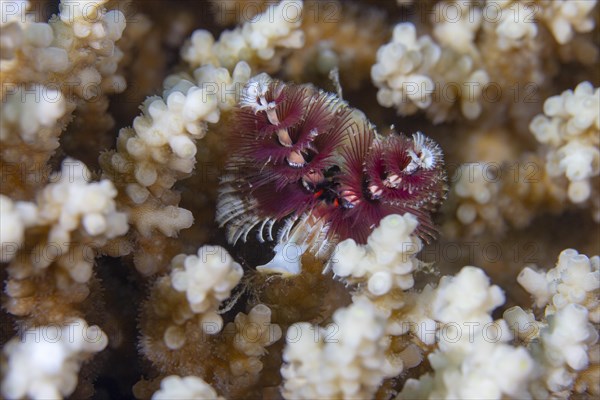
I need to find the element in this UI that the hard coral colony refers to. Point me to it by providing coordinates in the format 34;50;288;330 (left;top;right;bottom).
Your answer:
0;1;598;400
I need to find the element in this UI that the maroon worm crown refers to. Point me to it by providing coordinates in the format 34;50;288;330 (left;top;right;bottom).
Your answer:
217;74;447;260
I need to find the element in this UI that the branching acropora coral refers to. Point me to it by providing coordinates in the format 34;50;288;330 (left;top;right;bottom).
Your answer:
372;0;598;126
330;213;423;294
281;297;402;399
182;0;305;72
530;82;600;210
0;158;128;321
99;61;251;275
1;0;126;199
506;249;600;397
151;375;224;400
372;21;489;123
1;318;108;399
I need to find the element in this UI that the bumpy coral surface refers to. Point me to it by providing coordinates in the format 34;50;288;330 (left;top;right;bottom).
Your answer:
331;213;423;293
530;82;600;208
0;1;599;399
2;318;108;399
151;375;224;400
281;297;402;399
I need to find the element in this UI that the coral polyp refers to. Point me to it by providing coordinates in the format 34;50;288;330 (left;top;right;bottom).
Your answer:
217;74;447;269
